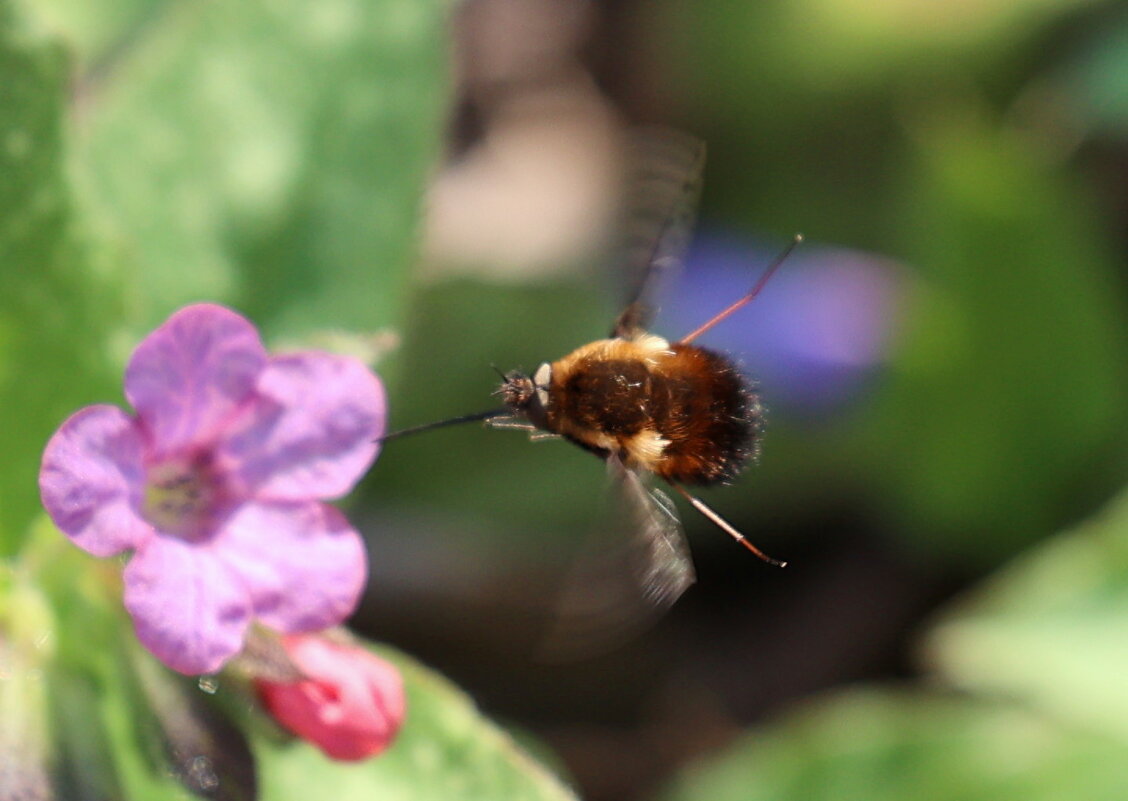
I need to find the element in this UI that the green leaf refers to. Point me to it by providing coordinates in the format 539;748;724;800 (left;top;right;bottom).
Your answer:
658;689;1128;801
0;0;449;554
254;644;579;801
64;0;449;339
20;520;203;800
0;0;120;556
924;484;1128;744
30;525;575;801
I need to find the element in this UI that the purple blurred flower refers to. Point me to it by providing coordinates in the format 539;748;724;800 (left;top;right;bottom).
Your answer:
660;233;905;413
39;304;385;675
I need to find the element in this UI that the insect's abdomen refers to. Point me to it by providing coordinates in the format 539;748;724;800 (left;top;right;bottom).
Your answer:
547;339;762;485
650;344;762;485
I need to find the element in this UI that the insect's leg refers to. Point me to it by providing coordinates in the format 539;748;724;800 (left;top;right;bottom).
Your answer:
528;432;563;442
668;483;787;567
484;416;538;432
678;234;803;345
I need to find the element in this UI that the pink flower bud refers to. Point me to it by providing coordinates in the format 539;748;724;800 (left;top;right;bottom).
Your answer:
256;634;405;761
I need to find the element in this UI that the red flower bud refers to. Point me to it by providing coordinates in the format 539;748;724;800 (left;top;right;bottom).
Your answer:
256;634;405;761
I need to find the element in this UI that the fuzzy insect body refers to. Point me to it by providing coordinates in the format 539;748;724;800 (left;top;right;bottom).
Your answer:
382;131;795;650
503;334;762;486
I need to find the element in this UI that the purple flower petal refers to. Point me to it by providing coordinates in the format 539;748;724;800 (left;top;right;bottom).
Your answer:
39;405;152;557
43;302;382;677
125;304;267;458
217;353;384;500
215;501;366;633
124;536;253;675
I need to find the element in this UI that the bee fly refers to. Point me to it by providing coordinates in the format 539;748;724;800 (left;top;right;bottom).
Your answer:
384;131;798;644
490;234;799;562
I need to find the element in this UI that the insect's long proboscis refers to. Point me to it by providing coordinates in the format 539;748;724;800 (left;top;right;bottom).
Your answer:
379;408;507;443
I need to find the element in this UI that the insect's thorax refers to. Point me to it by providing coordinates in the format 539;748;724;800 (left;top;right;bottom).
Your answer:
540;334;762;485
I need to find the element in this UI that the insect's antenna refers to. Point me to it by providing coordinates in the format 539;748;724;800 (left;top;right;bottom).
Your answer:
670;483;787;567
489;364;509;381
679;233;804;345
380;408;507;443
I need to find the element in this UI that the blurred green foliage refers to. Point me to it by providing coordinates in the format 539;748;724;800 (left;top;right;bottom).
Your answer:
5;0;1128;796
647;0;1128;797
362;0;1128;573
62;0;446;338
0;0;447;550
658;690;1128;801
868;114;1125;556
663;0;1128;561
0;0;121;559
256;644;579;801
926;485;1128;744
0;0;584;796
656;479;1128;800
15;520;578;800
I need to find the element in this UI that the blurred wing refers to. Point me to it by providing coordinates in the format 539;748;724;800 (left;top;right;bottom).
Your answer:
612;128;707;338
537;455;696;660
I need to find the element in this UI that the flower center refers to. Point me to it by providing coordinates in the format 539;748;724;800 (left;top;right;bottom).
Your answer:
143;460;219;539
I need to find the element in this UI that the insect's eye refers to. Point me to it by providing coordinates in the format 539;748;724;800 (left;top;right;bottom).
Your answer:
533;362;552;408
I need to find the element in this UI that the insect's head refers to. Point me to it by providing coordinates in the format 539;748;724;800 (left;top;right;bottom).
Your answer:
497;363;552;426
497;369;533;407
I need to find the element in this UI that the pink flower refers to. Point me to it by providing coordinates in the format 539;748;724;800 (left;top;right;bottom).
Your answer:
39;304;384;675
256;634;405;761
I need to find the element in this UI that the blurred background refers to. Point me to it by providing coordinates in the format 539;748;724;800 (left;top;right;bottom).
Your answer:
9;0;1128;797
360;1;1128;799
